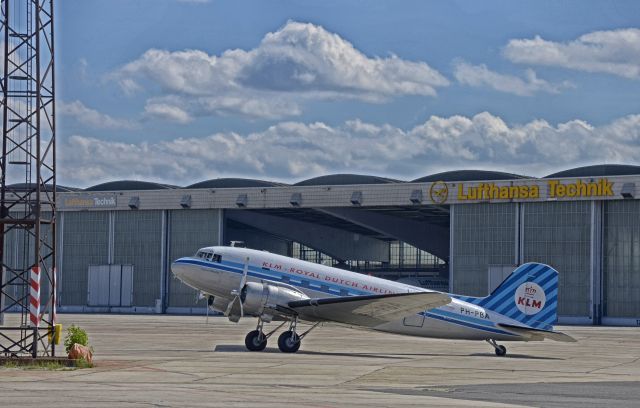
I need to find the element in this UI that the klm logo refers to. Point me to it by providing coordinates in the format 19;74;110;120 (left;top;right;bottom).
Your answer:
514;282;546;315
517;295;542;310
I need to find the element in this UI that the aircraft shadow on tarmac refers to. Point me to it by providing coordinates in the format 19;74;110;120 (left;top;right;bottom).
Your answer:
469;353;564;361
213;345;409;359
213;345;563;361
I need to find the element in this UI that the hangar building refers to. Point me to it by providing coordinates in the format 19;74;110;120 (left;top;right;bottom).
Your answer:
9;164;639;326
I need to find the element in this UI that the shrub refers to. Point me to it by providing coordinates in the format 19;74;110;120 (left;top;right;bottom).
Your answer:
75;357;93;369
64;324;90;354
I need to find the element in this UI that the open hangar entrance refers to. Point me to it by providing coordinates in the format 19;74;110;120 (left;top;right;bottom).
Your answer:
225;205;450;290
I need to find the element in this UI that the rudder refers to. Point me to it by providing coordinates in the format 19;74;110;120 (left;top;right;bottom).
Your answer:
479;263;558;330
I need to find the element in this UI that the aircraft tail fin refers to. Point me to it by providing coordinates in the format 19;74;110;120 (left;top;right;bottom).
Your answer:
458;263;559;330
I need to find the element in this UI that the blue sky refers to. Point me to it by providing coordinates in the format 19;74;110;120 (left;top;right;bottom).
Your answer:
55;0;640;186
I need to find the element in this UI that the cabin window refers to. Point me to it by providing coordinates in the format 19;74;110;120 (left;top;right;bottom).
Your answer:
196;251;205;258
205;253;213;261
212;254;221;263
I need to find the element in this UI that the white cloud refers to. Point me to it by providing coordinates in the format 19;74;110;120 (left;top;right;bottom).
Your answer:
144;101;192;124
59;112;640;187
504;28;640;79
110;21;449;119
59;100;137;130
453;61;572;96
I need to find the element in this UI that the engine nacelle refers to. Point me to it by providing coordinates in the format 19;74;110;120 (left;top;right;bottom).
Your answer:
240;282;309;317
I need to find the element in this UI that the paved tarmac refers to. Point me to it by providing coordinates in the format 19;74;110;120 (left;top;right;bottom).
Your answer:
1;314;639;407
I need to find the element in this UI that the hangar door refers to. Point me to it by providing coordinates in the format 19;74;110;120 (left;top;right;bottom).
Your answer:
488;265;516;295
87;265;133;307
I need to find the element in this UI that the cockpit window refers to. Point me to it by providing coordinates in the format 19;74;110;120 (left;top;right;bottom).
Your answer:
194;250;221;262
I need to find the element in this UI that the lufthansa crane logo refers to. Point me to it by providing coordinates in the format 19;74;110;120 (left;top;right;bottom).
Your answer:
429;181;449;204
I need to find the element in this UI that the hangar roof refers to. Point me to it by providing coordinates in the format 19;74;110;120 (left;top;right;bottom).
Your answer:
545;164;640;178
412;170;529;183
294;174;400;186
7;183;80;192
85;180;177;191
64;163;639;192
186;178;284;189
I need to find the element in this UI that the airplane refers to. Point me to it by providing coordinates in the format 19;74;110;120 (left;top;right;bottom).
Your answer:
171;245;576;356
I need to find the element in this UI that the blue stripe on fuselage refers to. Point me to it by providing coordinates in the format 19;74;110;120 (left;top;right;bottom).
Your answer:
175;258;370;296
424;311;518;337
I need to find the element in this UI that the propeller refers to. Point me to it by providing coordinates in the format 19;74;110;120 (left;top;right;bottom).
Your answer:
225;256;250;322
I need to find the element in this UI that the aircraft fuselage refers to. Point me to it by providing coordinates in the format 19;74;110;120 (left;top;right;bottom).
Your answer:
172;246;530;342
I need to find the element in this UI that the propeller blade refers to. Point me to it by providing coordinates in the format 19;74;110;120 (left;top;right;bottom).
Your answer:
225;296;243;323
226;257;251;323
239;256;250;289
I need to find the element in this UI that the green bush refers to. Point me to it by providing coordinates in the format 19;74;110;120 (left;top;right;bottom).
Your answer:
75;357;93;369
64;324;90;354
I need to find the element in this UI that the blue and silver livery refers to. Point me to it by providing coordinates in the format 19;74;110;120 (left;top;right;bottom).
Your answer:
172;246;575;355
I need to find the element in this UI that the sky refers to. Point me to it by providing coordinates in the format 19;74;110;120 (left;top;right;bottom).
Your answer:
55;0;640;187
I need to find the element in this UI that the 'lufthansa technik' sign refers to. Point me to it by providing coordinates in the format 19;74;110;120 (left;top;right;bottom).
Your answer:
429;177;619;204
62;194;117;209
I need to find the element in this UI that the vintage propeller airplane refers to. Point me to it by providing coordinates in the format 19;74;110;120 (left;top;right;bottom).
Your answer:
172;245;575;355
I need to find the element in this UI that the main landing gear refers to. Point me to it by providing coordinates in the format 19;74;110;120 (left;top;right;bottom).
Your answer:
244;317;319;353
486;339;507;356
245;318;286;351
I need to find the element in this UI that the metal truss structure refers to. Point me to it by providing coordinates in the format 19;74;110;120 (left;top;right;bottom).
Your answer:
0;0;56;358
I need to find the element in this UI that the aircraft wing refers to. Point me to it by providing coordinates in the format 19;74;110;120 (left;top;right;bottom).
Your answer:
497;323;577;342
287;292;451;328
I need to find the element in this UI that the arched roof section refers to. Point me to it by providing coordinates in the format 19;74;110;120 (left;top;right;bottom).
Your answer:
294;174;400;186
412;170;529;183
84;180;177;191
545;164;640;178
186;178;285;189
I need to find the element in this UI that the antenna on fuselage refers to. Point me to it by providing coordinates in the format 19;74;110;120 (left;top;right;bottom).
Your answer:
198;292;214;324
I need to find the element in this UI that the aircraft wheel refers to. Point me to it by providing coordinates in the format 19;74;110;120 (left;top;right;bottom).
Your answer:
495;345;507;356
277;330;300;353
245;330;267;351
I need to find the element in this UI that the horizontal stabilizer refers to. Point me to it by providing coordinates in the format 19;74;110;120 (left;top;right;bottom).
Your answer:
497;323;576;343
289;292;451;328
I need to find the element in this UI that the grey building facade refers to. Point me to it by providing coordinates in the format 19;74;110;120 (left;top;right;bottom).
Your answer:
31;164;640;325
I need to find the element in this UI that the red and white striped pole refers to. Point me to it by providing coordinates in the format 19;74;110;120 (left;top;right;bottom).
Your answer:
29;266;41;327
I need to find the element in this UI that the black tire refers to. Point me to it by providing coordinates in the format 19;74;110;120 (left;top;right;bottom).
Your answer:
245;330;267;351
495;345;507;356
277;330;301;353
